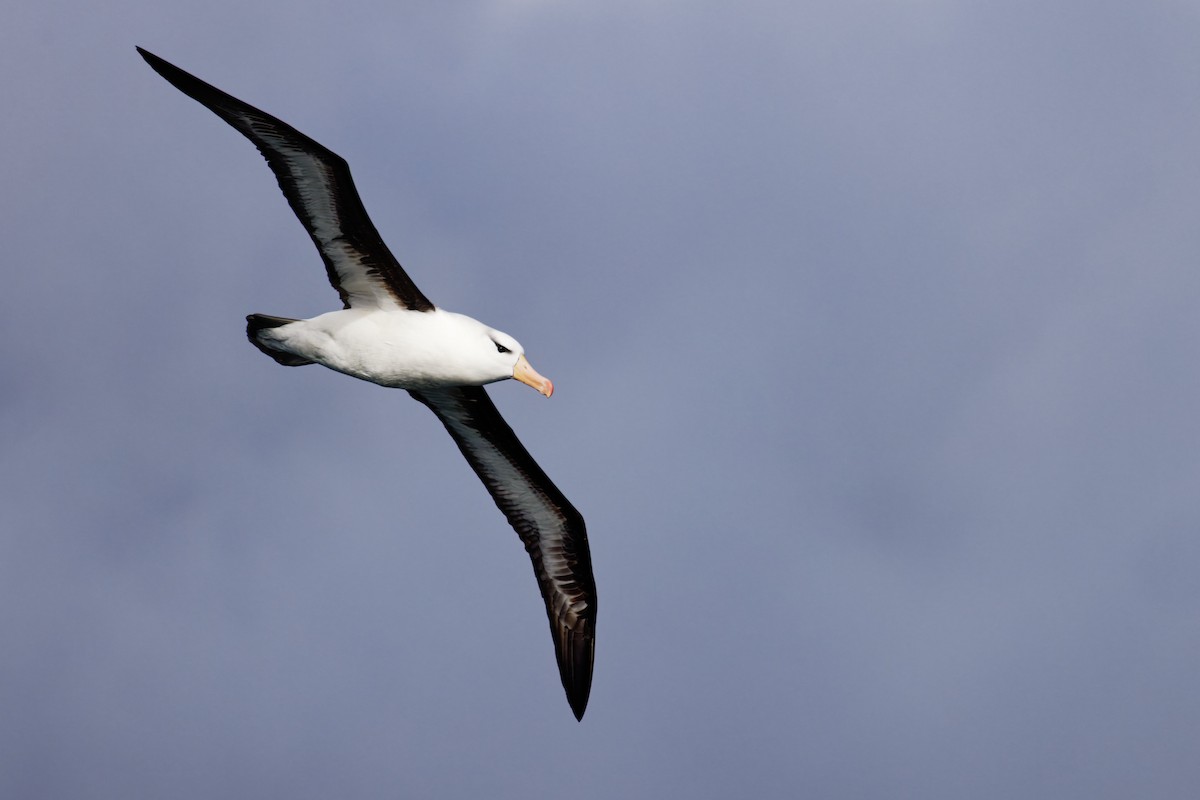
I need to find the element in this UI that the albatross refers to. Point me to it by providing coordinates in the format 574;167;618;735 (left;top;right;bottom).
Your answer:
137;47;597;720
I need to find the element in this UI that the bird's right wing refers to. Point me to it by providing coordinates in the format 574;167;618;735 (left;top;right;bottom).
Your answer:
138;47;435;312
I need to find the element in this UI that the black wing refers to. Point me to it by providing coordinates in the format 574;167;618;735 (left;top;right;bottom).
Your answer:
138;47;434;312
410;386;597;720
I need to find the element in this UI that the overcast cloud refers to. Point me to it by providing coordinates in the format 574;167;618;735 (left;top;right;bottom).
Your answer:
3;1;1200;798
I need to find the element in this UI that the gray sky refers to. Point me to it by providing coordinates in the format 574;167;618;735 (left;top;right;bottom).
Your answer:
4;1;1200;797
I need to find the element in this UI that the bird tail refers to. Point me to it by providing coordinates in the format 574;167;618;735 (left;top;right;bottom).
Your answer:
245;314;314;367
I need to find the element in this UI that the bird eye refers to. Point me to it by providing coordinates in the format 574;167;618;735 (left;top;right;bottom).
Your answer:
494;341;511;354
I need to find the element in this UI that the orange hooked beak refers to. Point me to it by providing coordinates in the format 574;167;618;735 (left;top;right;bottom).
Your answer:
513;354;554;398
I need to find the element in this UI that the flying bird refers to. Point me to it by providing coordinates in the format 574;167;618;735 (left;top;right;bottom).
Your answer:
137;47;597;720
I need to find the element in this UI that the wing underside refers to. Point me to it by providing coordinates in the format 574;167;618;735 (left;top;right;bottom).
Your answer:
410;386;597;720
138;47;435;312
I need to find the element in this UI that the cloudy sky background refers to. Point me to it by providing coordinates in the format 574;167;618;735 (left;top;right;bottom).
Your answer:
4;1;1200;797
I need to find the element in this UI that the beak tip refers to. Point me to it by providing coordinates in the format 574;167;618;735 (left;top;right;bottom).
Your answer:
514;355;554;398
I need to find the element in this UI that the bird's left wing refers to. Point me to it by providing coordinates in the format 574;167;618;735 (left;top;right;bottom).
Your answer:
409;386;597;720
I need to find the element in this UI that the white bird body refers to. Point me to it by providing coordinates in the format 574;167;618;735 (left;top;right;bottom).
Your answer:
259;308;530;390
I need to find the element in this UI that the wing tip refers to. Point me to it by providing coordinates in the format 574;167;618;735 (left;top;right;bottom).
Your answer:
135;46;169;74
136;46;209;101
568;694;589;722
559;626;595;721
